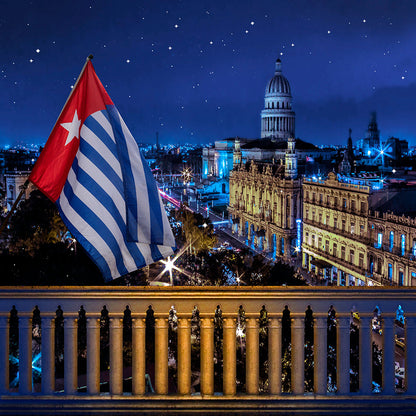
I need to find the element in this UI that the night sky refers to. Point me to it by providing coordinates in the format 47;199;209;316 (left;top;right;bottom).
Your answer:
1;0;415;147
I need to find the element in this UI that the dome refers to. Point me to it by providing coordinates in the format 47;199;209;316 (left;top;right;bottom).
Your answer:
265;59;291;95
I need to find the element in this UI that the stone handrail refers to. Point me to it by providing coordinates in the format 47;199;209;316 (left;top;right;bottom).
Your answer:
0;286;416;414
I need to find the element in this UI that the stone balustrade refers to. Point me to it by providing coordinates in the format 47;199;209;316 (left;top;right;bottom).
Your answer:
0;286;416;415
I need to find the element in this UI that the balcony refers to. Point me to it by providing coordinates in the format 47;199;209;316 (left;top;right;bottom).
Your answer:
303;219;370;245
0;286;416;415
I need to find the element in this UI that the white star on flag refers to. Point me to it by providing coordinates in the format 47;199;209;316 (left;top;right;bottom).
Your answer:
61;110;81;146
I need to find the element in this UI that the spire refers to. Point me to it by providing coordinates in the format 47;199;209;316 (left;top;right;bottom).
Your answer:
275;58;282;74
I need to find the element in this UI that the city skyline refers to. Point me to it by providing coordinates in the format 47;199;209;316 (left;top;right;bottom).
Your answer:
1;0;415;147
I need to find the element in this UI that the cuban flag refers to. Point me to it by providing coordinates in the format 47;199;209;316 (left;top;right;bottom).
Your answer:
29;58;175;281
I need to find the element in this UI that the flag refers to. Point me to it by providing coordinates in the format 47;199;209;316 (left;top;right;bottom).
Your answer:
29;58;175;281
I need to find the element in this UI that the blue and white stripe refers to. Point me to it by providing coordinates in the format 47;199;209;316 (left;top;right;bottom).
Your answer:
57;105;175;281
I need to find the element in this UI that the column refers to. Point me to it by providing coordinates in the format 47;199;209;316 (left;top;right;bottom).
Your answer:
246;317;259;395
200;318;214;395
155;318;169;395
382;317;395;395
132;318;146;395
223;317;236;396
19;315;32;394
292;316;304;394
87;317;101;395
64;316;78;394
337;315;350;394
359;316;373;395
0;316;9;394
314;315;327;395
268;317;282;395
109;317;123;395
177;317;191;395
41;317;55;395
406;315;416;395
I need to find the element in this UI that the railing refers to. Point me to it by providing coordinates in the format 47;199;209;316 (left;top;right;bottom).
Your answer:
0;286;416;415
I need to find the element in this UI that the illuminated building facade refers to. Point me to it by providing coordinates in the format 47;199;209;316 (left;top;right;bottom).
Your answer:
303;172;416;286
228;142;302;261
302;172;371;285
367;211;416;286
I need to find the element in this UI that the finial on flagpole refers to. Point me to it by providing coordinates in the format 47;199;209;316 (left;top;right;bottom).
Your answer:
87;54;94;61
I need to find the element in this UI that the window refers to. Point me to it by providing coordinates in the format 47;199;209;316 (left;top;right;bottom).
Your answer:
350;250;355;264
312;235;315;247
334;197;338;208
377;233;383;248
342;219;346;231
351;222;355;234
318;237;322;250
388;263;393;281
351;200;356;211
389;231;394;252
325;240;329;252
399;269;404;286
326;215;329;225
359;253;364;268
334;217;338;229
333;243;337;257
360;224;364;234
304;232;309;243
413;239;416;256
361;201;367;213
343;198;347;209
401;234;406;256
319;213;322;223
341;246;346;260
319;194;323;203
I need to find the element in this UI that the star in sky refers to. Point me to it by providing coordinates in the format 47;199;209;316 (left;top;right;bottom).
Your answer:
61;110;81;146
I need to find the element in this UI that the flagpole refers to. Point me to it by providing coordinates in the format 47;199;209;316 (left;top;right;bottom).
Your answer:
0;55;93;236
0;180;30;235
45;55;94;141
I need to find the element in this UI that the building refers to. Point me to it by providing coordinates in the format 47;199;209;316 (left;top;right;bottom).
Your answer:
302;172;416;286
228;140;302;261
4;171;34;211
302;172;372;285
260;58;295;141
356;112;381;157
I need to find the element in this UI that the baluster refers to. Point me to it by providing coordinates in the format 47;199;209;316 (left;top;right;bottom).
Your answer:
314;314;327;395
155;318;169;395
41;316;55;394
177;317;191;395
382;316;395;395
109;317;123;395
19;315;32;394
359;315;373;395
292;315;305;394
87;317;100;395
245;317;259;395
200;317;214;395
0;315;9;394
337;315;350;394
132;317;146;395
268;317;281;395
64;316;78;394
223;317;236;396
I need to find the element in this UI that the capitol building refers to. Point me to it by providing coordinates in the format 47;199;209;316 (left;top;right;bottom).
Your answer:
228;58;416;287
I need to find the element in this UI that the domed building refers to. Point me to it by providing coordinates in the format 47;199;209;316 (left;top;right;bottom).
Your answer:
261;58;295;141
